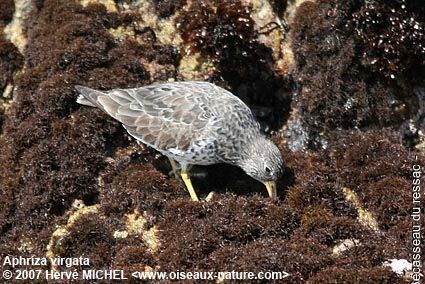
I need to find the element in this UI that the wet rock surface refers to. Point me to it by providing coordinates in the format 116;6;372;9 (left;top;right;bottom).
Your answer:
0;0;423;283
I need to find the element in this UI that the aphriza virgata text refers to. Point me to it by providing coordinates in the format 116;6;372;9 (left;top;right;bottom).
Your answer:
75;81;284;201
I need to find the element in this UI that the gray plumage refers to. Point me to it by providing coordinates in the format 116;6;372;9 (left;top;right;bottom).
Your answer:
75;81;284;198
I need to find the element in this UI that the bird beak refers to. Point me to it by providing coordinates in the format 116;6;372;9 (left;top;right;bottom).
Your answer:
264;181;277;201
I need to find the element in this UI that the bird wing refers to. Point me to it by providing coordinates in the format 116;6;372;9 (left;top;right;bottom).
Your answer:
75;82;222;151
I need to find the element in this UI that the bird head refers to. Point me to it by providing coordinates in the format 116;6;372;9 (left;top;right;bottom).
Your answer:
237;136;284;200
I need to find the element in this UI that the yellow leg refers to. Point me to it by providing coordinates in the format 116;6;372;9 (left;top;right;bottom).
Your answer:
168;158;180;178
181;170;199;201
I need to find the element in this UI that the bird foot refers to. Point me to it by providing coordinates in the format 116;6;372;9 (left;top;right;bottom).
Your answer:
204;191;215;202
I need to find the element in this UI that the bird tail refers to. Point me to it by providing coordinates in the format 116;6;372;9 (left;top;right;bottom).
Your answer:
75;85;105;107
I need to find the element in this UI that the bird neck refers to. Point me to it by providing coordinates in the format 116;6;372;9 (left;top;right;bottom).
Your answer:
233;134;265;165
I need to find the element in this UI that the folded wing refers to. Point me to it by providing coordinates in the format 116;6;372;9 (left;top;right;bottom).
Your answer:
75;83;216;151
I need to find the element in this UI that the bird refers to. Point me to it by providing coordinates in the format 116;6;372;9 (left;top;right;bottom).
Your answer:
75;81;284;201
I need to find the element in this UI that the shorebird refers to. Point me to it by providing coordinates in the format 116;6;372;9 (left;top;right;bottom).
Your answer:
75;81;284;201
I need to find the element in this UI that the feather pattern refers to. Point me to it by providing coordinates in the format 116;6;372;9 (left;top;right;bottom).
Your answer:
75;81;260;165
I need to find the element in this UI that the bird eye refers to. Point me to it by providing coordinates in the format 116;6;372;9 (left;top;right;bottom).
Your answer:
265;166;271;173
